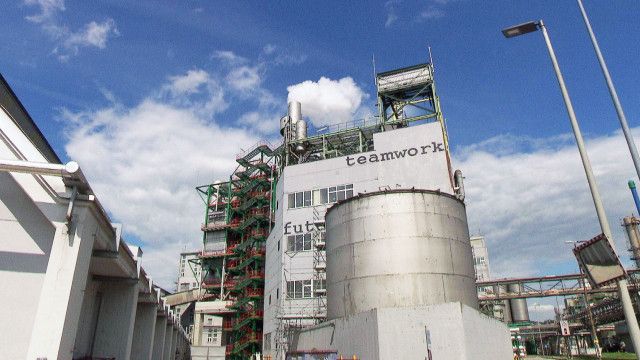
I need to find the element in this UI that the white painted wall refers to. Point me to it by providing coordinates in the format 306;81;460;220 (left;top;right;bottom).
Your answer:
294;303;513;360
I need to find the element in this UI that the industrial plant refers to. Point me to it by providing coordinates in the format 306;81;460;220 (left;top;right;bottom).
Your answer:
175;59;640;360
3;3;640;359
173;62;512;359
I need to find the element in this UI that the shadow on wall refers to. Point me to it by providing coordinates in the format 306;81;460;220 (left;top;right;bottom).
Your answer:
0;172;55;273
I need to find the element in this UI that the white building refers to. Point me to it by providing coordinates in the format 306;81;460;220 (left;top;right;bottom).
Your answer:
259;62;511;359
0;74;189;359
470;235;491;282
263;112;458;356
178;251;202;292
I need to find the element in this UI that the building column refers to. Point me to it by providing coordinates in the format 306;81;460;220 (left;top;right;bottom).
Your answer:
26;209;95;360
151;314;167;360
193;312;203;345
130;303;157;360
169;326;178;360
92;281;139;360
163;323;173;360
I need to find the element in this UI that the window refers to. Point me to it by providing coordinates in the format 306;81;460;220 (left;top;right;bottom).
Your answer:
286;280;313;299
313;279;326;291
288;184;353;209
329;184;353;202
288;193;295;209
287;233;312;252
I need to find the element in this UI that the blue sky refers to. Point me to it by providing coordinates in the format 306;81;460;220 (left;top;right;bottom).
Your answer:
3;1;640;317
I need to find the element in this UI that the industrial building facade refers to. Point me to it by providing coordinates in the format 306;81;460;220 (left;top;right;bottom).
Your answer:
262;120;459;356
190;62;515;359
0;74;190;359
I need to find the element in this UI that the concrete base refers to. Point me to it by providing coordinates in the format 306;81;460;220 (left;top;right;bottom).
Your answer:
291;302;512;360
191;345;226;360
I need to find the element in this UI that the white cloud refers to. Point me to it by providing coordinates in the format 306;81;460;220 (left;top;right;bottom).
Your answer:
419;6;445;20
211;50;248;65
238;111;280;135
166;69;211;95
287;77;367;127
384;0;400;28
160;69;228;118
62;72;262;287
24;0;64;23
24;0;118;61
263;44;276;55
226;66;262;92
455;129;640;279
64;19;118;50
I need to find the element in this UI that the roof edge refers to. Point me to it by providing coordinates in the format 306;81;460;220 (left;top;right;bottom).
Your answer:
0;73;61;164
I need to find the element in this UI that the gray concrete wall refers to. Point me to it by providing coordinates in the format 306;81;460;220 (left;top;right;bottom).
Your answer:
294;303;513;360
130;303;158;360
191;345;226;360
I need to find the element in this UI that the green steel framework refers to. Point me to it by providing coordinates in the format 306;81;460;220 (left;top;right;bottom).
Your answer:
196;142;278;359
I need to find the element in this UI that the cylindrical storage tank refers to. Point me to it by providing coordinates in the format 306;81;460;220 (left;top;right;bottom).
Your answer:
326;189;478;320
288;101;302;124
296;119;307;141
279;115;289;136
507;283;530;322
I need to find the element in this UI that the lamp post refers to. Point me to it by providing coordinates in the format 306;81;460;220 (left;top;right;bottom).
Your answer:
503;20;640;359
576;0;640;182
534;303;545;356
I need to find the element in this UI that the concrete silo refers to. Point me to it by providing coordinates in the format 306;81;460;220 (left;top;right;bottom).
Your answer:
325;189;478;319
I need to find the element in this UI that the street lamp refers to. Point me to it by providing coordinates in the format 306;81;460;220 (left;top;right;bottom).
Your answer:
576;0;640;182
503;19;640;360
533;303;545;356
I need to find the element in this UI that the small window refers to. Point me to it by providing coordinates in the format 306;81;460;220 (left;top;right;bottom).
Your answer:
320;188;328;204
328;189;337;203
295;192;303;208
277;240;280;252
287;235;295;252
287;234;312;252
288;193;295;209
295;235;303;251
303;233;312;251
303;191;312;206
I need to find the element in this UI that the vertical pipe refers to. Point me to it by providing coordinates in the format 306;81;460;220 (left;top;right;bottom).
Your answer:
629;181;640;216
577;0;640;181
538;21;640;357
623;216;640;269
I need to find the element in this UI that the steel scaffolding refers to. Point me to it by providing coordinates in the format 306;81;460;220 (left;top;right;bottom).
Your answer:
196;141;278;359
